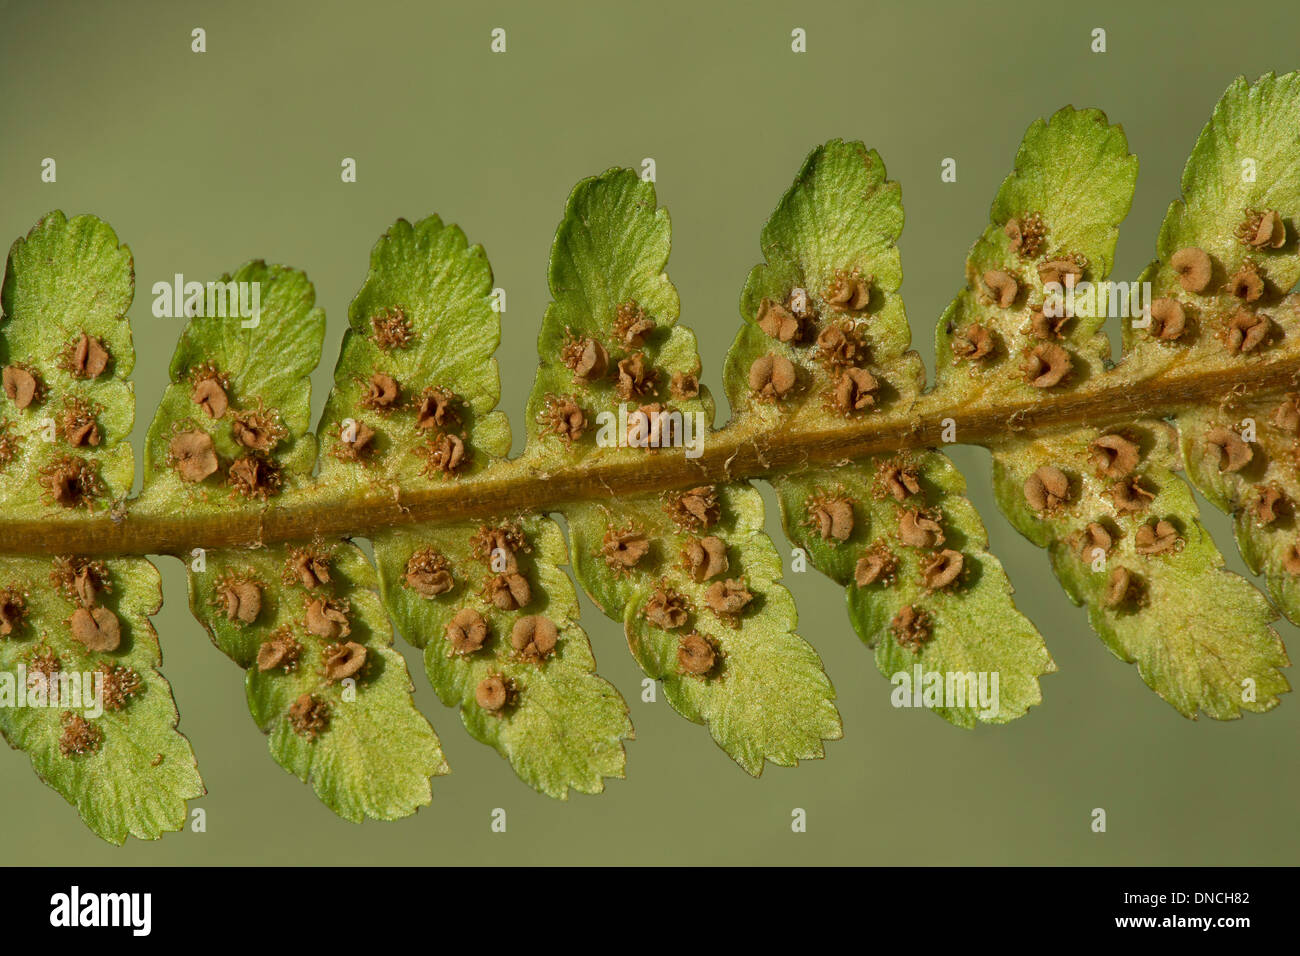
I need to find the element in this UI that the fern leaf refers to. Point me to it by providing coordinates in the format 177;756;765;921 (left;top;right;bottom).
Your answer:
187;541;445;820
948;101;1289;717
723;139;1052;726
526;170;841;771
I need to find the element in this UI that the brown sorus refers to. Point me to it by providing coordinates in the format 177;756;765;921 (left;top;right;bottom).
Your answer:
1222;310;1269;354
602;524;650;572
215;575;262;625
1253;484;1287;525
1104;566;1138;607
748;353;797;401
683;535;728;581
1204;426;1253;472
470;522;528;568
321;640;367;682
815;320;869;370
360;372;400;411
483;571;531;611
96;662;143;711
831;367;878;414
952;323;995;360
922;549;964;590
61;332;111;379
1236;209;1286;249
1228;260;1265;302
232;404;288;452
1029;307;1070;341
370;306;415;349
39;454;103;508
287;693;331;739
404;547;454;597
305;597;351;640
704;578;752;620
898;508;944;548
615;352;658;400
891;605;930;653
561;332;609;383
1109;476;1156;515
875;459;921;502
1072;521;1114;558
1147;298;1186;341
1037;257;1084;289
475;674;515;713
0;585;26;636
26;641;61;683
190;364;230;419
1170;247;1213;292
1005;212;1046;259
644;584;690;630
68;605;122;652
511;615;559;663
1023;465;1070;513
982;270;1019;308
669;371;700;399
1134;519;1182;556
415;386;461;432
1021;343;1071;388
285;546;332;589
333;419;377;462
666;486;720;531
613;301;655;347
58;712;103;757
539;394;588;445
1089;433;1140;478
445;607;489;656
2;364;43;409
823;269;872;312
50;556;110;607
58;394;101;447
415;433;466;476
1272;394;1300;434
170;429;219;482
228;454;281;499
676;631;717;677
257;627;302;672
757;298;802;342
806;493;855;542
854;544;898;587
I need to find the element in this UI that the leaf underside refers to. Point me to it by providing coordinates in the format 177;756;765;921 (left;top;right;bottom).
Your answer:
1;73;1297;842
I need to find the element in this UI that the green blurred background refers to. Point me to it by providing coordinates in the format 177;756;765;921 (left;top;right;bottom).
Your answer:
1;0;1297;865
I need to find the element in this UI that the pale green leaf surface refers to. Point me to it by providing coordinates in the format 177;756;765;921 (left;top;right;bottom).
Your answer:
523;169;713;466
0;555;202;843
1118;74;1300;623
1176;392;1300;627
137;261;325;514
990;424;1288;718
187;541;446;822
373;516;631;798
317;216;510;490
565;484;841;775
1124;73;1300;369
934;108;1137;400
0;211;135;512
774;452;1054;727
723;139;923;428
